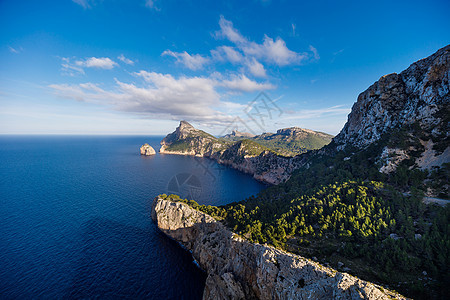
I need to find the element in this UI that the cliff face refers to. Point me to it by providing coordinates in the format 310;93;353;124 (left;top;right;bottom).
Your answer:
335;46;449;148
152;197;405;300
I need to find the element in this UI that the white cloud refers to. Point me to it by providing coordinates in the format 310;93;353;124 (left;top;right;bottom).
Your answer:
162;50;210;70
245;58;267;78
77;57;118;69
215;16;247;44
50;71;273;124
72;0;91;9
242;35;308;66
117;54;135;65
215;16;312;67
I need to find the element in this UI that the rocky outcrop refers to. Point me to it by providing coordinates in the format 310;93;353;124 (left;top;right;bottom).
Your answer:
334;45;449;152
160;121;226;157
140;143;156;156
331;45;450;174
152;197;405;300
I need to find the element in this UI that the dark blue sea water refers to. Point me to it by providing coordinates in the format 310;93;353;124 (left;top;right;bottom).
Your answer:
0;136;266;299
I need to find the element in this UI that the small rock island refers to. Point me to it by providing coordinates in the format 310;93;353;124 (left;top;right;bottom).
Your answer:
140;143;156;156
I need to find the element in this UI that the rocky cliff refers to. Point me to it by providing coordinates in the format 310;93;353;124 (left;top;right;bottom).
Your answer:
333;45;449;173
152;196;405;300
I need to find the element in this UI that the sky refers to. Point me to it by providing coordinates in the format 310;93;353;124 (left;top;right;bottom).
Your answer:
0;0;449;136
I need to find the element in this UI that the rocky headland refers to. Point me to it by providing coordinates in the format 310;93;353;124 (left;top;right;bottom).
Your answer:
159;121;321;184
152;196;406;300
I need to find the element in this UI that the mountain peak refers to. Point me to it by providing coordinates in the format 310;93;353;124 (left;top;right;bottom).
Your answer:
179;120;194;129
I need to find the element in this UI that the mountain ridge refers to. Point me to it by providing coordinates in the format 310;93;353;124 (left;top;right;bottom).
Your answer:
159;122;329;184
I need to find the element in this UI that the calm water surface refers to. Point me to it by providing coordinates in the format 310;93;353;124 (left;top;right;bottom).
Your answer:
0;136;266;299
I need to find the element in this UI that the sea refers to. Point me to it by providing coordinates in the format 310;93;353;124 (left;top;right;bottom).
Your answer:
0;135;266;299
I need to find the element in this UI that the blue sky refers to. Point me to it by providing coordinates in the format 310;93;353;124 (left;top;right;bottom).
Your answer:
0;0;449;135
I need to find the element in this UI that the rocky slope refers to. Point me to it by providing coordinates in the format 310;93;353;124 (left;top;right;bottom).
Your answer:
152;196;405;300
333;45;449;173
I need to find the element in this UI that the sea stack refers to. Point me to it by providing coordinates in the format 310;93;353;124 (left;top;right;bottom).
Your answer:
140;143;156;156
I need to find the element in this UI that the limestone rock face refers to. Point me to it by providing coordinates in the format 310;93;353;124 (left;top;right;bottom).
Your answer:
140;143;156;156
334;45;449;150
152;197;406;300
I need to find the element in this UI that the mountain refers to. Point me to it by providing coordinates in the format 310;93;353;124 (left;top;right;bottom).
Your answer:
221;127;333;156
253;127;333;156
159;120;230;156
154;45;450;299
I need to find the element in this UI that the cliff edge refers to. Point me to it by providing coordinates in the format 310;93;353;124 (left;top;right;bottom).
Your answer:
151;196;405;300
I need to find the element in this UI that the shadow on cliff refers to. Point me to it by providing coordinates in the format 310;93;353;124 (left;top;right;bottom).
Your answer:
155;218;264;299
64;217;206;299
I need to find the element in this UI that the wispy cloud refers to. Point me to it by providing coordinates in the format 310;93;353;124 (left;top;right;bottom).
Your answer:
291;23;297;37
8;46;22;54
72;0;91;9
61;57;118;75
61;58;85;76
162;50;210;70
309;45;320;60
210;46;243;64
145;0;161;11
117;54;135;65
216;74;274;92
